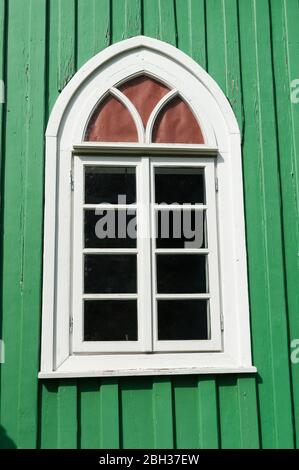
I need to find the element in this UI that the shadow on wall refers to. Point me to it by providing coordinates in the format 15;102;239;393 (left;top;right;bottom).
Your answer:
0;425;17;449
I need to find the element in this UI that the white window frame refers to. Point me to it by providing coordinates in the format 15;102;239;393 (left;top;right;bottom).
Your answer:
72;155;152;354
150;157;221;353
39;36;256;378
72;155;221;356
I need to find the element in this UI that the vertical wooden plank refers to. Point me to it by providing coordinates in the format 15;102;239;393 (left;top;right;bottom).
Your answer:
197;377;219;449
100;379;120;449
47;0;59;115
77;0;98;68
124;0;142;38
0;0;7;423
0;0;30;447
239;0;294;448
143;0;176;45
39;382;58;449
79;379;119;449
206;0;243;128
77;0;111;68
152;378;174;449
111;0;126;43
120;378;154;449
205;0;225;89
217;377;242;449
47;0;76;110
57;0;76;91
94;0;111;52
0;0;6;190
57;380;77;449
218;376;260;449
112;0;141;43
270;0;299;448
78;379;101;449
143;0;159;38
237;377;260;448
172;376;199;449
15;0;46;448
157;0;177;45
175;0;207;68
282;0;299;449
222;0;243;131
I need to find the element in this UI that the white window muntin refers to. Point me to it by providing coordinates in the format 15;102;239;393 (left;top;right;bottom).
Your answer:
72;155;221;354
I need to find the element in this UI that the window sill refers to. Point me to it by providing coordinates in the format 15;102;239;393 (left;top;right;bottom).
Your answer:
39;354;257;378
39;367;257;379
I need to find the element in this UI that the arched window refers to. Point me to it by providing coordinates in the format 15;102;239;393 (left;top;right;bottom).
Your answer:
40;36;255;377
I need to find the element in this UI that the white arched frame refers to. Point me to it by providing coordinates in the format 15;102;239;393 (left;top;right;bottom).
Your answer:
40;36;255;378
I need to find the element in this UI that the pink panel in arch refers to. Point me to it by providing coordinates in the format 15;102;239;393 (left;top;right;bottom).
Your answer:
85;95;138;142
118;75;170;127
152;96;204;144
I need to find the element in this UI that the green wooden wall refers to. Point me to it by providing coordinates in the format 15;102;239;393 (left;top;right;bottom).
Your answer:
0;0;298;449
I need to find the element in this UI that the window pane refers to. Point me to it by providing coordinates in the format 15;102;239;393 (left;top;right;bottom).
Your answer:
152;96;204;144
84;95;138;142
157;254;207;293
85;166;136;204
156;209;207;249
85;209;136;248
157;299;208;340
155;168;205;204
84;255;137;293
84;300;137;341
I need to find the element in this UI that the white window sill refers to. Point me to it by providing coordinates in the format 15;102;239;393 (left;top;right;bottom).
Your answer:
39;366;257;379
39;353;257;378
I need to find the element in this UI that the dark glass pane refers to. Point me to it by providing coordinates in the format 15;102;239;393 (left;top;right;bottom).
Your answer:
157;254;207;293
158;299;208;340
84;255;137;293
155;168;205;204
85;209;137;248
85;166;136;204
84;300;137;341
156;210;206;249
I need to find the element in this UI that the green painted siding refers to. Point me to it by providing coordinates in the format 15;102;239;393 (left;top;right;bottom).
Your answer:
0;0;298;449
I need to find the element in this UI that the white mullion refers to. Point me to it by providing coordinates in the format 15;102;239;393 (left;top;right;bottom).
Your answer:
83;293;138;300
83;248;138;255
138;157;153;352
155;248;209;255
84;204;137;210
156;293;211;300
154;204;207;211
145;89;179;143
110;87;145;142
